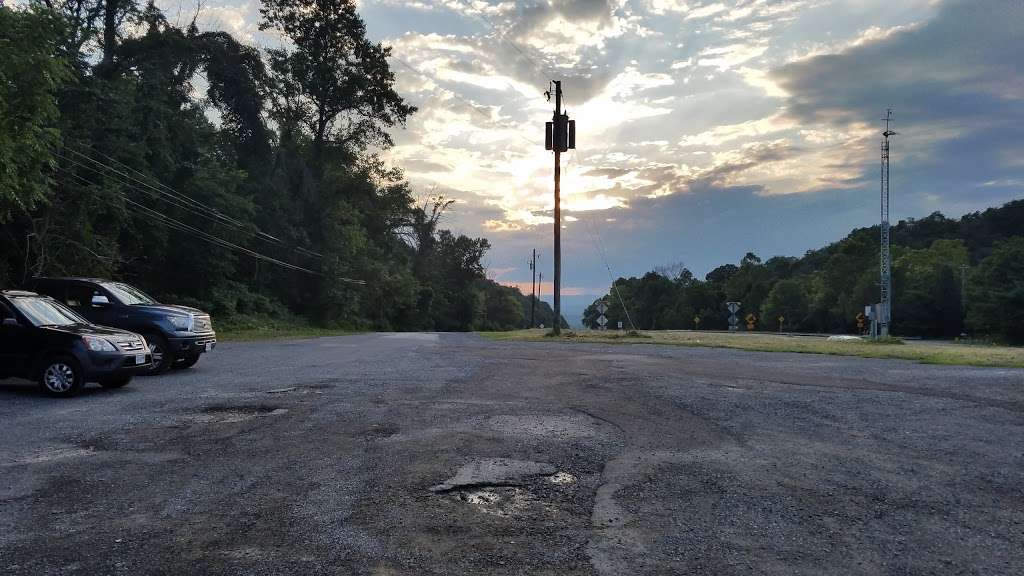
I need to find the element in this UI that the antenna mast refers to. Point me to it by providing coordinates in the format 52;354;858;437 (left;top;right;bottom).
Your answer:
879;109;896;336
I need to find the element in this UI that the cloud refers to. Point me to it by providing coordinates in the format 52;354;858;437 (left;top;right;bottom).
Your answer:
773;0;1023;129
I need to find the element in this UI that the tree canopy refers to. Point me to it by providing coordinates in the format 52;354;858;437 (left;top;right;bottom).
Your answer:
0;0;548;332
583;201;1024;343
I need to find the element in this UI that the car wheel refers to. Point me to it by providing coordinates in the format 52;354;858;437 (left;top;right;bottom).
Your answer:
172;354;201;370
99;376;133;388
38;356;85;397
144;334;174;375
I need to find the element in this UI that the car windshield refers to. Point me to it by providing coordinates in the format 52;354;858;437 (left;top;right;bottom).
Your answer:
102;282;157;305
10;296;89;327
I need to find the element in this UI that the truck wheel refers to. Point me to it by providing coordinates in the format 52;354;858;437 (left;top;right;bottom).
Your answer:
38;356;85;397
173;354;201;370
144;334;174;374
99;376;133;388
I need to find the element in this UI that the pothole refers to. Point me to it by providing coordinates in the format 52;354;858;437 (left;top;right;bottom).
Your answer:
361;424;399;439
485;414;608;439
265;382;334;395
189;404;287;423
548;471;577;485
457;487;529;517
430;458;557;493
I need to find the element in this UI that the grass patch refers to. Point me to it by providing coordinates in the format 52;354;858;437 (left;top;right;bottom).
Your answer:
216;314;359;342
479;329;1024;368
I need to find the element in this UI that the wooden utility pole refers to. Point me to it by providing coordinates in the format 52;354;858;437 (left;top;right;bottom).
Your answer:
552;81;563;335
544;80;574;335
529;249;538;328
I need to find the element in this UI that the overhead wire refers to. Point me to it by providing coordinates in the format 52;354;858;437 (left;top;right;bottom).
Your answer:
564;149;637;330
56;166;365;284
60;147;325;259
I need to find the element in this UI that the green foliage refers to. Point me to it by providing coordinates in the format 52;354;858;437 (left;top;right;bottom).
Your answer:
967;238;1024;344
583;202;1024;342
763;279;807;331
0;5;71;222
0;0;535;333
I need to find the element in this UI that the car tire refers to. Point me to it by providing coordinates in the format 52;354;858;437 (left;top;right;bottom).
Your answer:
172;354;201;370
38;356;85;397
99;376;133;388
144;333;174;375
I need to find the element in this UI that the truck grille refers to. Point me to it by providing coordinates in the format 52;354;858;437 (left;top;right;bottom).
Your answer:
193;315;213;333
116;337;147;352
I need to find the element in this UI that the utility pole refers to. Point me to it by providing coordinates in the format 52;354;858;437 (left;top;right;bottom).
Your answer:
538;272;543;306
544;80;575;335
529;249;539;328
879;109;896;337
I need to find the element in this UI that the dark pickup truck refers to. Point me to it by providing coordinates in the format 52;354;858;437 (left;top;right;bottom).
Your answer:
30;278;216;374
0;290;152;396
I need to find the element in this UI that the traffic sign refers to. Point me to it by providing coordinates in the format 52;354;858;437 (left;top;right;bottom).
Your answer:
596;301;608;315
597;315;608;328
745;313;757;330
726;302;741;314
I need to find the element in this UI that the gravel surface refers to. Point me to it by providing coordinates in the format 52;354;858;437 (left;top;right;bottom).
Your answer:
1;332;1022;575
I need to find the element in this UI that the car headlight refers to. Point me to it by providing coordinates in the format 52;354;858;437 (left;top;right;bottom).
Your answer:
83;335;118;352
168;315;193;331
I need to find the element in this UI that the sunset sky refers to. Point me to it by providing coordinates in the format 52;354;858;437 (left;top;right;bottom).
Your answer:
175;0;1022;322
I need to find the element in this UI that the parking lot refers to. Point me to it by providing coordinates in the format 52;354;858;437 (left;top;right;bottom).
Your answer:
2;332;1023;575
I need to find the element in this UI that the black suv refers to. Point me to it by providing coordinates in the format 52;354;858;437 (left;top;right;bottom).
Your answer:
30;278;216;374
0;290;152;396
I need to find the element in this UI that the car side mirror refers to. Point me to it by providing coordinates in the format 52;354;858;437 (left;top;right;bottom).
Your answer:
2;317;20;327
91;294;111;306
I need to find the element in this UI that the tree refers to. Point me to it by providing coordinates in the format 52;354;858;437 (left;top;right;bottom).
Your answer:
763;280;808;331
0;5;70;223
260;0;415;162
967;238;1024;343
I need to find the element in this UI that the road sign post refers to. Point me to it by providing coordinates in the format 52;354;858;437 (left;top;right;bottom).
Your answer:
726;302;741;332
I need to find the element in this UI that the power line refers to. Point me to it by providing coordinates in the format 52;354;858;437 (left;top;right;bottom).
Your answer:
389;55;538;150
564;149;636;330
455;0;557;80
60;147;325;259
57;167;365;283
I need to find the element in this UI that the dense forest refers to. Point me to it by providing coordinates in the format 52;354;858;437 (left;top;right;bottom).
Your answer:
0;0;557;331
583;200;1024;343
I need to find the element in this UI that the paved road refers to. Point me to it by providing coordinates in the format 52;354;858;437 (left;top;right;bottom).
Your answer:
2;333;1023;575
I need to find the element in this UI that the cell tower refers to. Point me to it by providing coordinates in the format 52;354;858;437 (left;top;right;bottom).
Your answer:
879;109;896;336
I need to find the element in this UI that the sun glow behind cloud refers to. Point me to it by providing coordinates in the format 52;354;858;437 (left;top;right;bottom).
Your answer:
162;0;1023;299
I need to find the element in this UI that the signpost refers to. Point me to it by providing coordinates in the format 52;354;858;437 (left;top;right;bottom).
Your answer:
693;316;701;330
595;299;609;331
778;315;785;332
726;302;741;332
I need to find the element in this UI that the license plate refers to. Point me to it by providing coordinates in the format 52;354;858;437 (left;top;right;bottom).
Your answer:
205;343;213;353
135;354;146;365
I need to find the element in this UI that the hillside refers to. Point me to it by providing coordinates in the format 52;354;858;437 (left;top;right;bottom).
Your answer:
583;199;1024;343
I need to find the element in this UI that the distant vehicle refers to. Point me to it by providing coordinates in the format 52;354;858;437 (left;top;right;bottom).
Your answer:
0;290;151;397
30;278;216;374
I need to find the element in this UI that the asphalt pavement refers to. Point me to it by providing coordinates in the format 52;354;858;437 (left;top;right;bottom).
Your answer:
2;332;1022;575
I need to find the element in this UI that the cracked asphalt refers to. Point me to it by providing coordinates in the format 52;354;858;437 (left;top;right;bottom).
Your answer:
2;332;1023;575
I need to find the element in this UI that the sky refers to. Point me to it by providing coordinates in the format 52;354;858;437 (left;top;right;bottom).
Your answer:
173;0;1023;324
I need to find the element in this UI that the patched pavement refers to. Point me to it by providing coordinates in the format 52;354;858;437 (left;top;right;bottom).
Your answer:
2;333;1023;575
